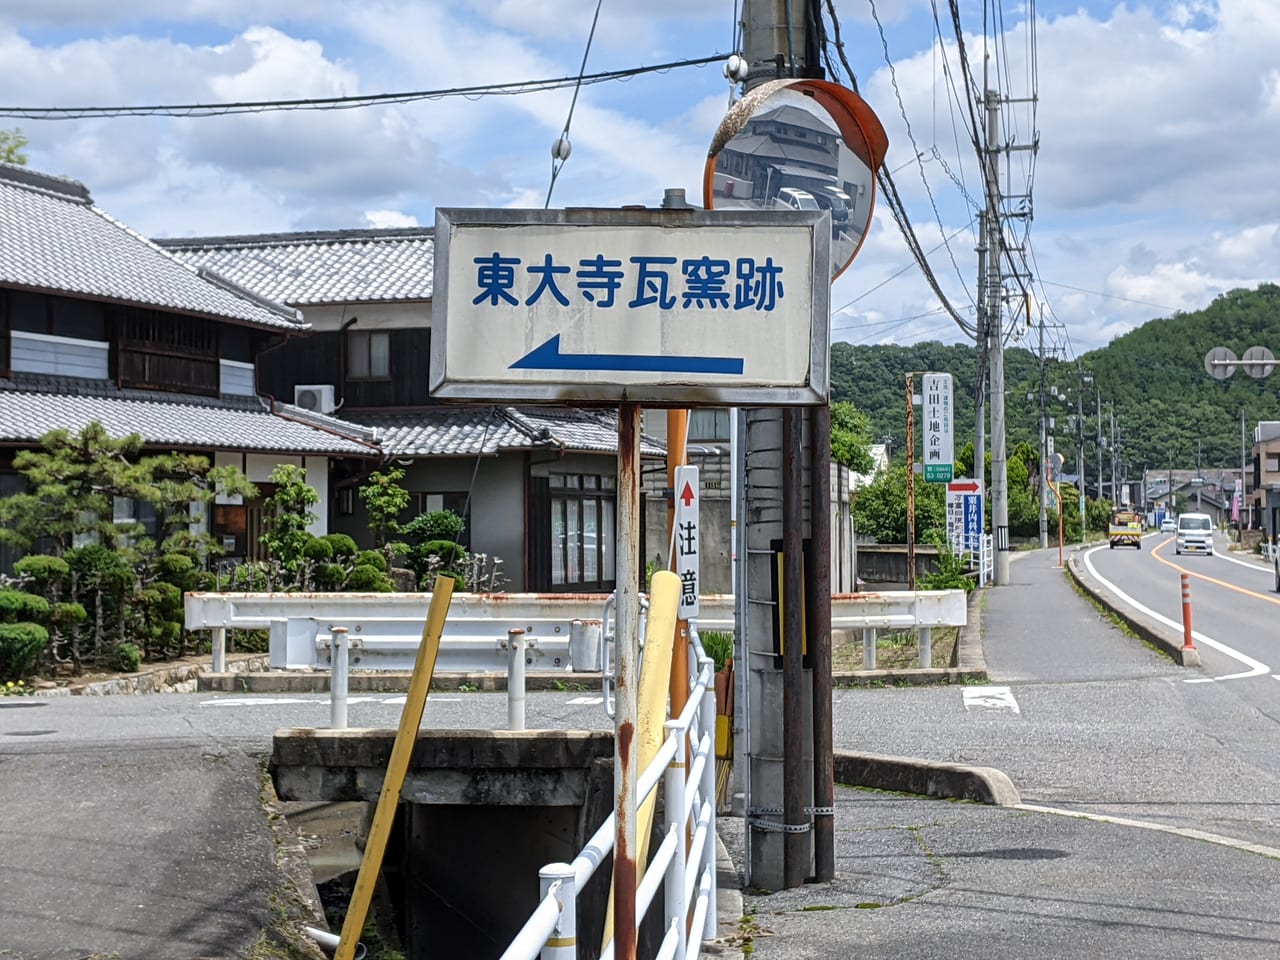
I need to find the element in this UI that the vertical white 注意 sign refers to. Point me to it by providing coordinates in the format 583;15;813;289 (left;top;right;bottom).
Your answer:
674;465;700;618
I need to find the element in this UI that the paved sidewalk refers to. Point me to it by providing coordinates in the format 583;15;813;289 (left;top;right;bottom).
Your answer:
713;548;1280;959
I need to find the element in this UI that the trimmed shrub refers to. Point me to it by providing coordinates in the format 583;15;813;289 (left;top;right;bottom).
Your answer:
0;622;49;680
355;550;388;573
323;533;359;559
302;536;334;562
114;641;142;673
314;562;347;591
346;565;395;592
0;589;50;622
13;554;69;588
154;553;196;584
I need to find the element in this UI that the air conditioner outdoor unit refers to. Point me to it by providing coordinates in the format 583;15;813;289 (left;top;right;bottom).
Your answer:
294;384;337;414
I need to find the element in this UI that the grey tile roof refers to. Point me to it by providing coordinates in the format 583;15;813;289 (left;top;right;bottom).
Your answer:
156;228;435;306
352;406;666;458
0;164;304;331
0;378;380;456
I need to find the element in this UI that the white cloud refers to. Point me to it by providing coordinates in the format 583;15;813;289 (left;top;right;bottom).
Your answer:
363;208;420;228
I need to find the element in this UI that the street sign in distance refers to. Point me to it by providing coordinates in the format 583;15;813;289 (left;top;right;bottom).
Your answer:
921;372;954;483
1204;345;1237;380
1241;345;1276;380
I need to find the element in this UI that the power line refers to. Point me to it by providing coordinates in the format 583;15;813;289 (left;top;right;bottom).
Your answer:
0;54;727;120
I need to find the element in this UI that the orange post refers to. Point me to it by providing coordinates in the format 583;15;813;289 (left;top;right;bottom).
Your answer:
1180;573;1195;650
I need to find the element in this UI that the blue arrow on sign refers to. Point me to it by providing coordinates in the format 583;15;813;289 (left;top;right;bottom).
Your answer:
509;335;744;375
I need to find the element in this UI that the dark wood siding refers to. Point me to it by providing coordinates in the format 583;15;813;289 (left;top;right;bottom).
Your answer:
113;306;219;396
257;330;340;401
257;327;437;409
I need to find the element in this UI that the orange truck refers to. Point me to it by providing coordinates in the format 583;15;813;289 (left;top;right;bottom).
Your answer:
1108;509;1143;549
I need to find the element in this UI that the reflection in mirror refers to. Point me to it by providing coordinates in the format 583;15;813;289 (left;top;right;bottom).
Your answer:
704;84;877;280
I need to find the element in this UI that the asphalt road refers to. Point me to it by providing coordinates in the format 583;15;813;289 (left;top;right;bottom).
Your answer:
7;545;1280;959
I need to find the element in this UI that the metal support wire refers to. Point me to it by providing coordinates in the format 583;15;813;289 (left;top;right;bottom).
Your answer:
545;0;604;208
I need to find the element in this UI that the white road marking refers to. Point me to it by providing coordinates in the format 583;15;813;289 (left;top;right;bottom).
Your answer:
1015;802;1280;860
201;697;314;707
962;686;1020;713
567;696;605;705
1082;545;1269;682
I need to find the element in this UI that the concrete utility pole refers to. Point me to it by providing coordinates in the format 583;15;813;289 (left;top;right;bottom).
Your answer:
1037;316;1047;548
1076;365;1089;533
1096;393;1104;502
974;210;988;495
982;84;1011;584
737;0;827;892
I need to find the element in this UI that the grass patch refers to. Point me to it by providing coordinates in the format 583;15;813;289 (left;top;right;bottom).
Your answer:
831;627;957;671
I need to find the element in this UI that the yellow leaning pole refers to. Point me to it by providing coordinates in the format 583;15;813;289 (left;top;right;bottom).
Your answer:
335;575;456;960
601;569;680;952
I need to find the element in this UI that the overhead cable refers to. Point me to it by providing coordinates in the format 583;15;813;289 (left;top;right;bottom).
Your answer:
0;54;727;120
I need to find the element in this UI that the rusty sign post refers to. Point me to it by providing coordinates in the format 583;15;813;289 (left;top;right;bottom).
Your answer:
429;205;828;952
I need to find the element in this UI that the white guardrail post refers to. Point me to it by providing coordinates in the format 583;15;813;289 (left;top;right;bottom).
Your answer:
508;628;527;732
538;863;576;960
330;626;349;731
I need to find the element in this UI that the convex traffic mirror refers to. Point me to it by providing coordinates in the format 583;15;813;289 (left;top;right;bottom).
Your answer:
702;78;888;281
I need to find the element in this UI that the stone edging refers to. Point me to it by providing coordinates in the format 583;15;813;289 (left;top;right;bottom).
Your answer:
1064;550;1201;666
833;748;1021;805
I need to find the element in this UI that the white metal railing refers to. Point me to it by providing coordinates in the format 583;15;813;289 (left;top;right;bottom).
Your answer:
828;588;968;670
968;533;994;586
281;619;542;731
499;627;718;960
1261;541;1276;563
184;592;607;674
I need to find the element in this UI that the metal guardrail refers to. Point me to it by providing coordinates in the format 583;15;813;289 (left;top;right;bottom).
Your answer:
499;626;717;960
184;592;606;674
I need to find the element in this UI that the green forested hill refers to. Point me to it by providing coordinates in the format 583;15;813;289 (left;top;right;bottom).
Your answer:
831;284;1280;481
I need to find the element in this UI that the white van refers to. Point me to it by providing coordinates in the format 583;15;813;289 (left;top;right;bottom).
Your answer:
1174;512;1214;556
773;187;821;212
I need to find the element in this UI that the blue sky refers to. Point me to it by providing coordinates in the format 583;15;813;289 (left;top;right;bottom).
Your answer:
1;1;1277;358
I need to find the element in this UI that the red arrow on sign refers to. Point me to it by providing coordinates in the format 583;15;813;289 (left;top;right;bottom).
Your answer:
948;479;980;494
679;482;696;507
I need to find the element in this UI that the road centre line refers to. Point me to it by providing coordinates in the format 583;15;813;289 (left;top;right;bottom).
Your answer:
1150;537;1280;605
1014;802;1280;861
1083;545;1269;683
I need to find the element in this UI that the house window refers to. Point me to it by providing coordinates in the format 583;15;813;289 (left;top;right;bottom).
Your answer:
1267;454;1280;473
549;474;615;590
348;330;390;379
113;496;159;542
688;408;731;443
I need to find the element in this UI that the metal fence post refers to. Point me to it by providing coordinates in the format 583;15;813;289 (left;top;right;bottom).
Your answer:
538;862;577;960
862;628;877;670
918;627;932;668
509;628;527;731
330;626;349;730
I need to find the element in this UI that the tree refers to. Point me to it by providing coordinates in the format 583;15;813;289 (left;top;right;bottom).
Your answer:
0;423;150;555
0;128;28;166
852;465;946;544
358;467;411;567
829;401;876;475
259;464;319;579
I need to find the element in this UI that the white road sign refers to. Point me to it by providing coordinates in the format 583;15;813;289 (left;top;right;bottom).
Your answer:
674;465;700;618
429;208;831;405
